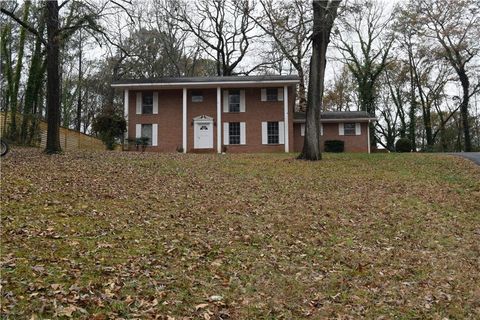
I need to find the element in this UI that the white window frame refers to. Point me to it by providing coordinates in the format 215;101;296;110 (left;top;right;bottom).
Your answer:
223;122;246;145
135;123;157;146
262;121;284;145
261;88;284;102
142;92;154;114
223;89;245;113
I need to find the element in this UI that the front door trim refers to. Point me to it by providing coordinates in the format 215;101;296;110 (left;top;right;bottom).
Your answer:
193;115;214;149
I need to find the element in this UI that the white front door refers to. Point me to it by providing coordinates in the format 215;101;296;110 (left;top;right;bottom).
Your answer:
194;121;213;149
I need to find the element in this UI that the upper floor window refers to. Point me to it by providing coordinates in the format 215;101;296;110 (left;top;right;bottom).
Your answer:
343;123;356;135
266;88;278;101
192;91;203;102
261;88;283;102
142;92;153;114
228;90;241;112
267;122;279;144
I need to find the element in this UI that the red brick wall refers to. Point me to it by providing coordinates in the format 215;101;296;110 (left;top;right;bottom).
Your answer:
293;122;370;153
127;86;295;153
128;89;183;152
223;86;294;153
293;123;304;153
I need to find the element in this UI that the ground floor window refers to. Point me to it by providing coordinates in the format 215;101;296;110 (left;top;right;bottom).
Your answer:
141;124;153;145
267;122;279;144
343;123;356;135
229;122;241;145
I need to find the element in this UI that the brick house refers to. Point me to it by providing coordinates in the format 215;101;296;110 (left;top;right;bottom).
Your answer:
112;75;375;153
293;111;376;153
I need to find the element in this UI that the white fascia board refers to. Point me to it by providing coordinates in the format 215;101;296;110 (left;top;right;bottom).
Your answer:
111;79;300;89
293;118;377;123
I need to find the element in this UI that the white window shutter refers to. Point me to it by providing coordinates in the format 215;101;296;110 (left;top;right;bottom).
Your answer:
301;124;305;137
277;88;284;101
262;122;268;144
321;123;324;136
240;122;246;145
223;122;229;145
355;123;361;135
261;89;267;101
339;123;344;136
279;121;285;144
240;89;246;112
136;124;141;138
223;90;229;112
136;92;142;114
153;92;158;114
152;124;158;146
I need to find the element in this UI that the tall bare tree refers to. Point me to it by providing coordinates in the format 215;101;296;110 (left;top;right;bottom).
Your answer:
334;0;393;149
299;0;341;161
251;0;312;111
1;0;129;153
170;0;257;76
416;0;479;152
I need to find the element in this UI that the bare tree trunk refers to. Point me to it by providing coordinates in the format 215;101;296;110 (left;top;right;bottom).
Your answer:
459;73;472;151
297;68;307;112
299;0;341;161
8;2;31;142
45;0;62;153
408;53;417;151
76;29;83;132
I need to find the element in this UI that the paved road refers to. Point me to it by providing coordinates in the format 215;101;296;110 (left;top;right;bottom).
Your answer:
450;152;480;166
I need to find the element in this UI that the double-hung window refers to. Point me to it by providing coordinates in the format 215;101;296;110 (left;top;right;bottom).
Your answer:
267;122;279;144
266;88;278;101
142;92;153;114
228;90;241;112
229;122;241;145
343;123;356;135
141;124;153;145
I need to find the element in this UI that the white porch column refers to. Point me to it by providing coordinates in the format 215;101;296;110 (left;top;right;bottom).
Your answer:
182;88;187;153
283;85;289;152
217;87;222;153
124;89;129;145
367;120;371;154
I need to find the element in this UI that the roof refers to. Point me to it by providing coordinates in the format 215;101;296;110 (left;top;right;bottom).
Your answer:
111;75;300;89
294;111;376;122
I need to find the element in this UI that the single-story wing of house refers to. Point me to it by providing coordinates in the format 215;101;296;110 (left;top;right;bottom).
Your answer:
293;111;377;153
112;75;376;153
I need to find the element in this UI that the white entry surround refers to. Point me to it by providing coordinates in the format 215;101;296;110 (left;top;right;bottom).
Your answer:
193;115;214;149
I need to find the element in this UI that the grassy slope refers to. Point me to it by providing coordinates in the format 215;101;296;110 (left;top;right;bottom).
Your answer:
1;148;479;319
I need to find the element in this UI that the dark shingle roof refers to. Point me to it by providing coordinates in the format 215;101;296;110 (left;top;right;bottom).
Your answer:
112;75;300;85
294;111;375;120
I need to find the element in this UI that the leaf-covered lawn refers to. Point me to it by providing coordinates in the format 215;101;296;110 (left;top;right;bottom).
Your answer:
1;148;479;319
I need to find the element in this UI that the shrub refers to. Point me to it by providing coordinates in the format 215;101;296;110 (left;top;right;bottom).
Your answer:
324;140;344;153
395;138;412;153
92;107;126;150
135;137;150;152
